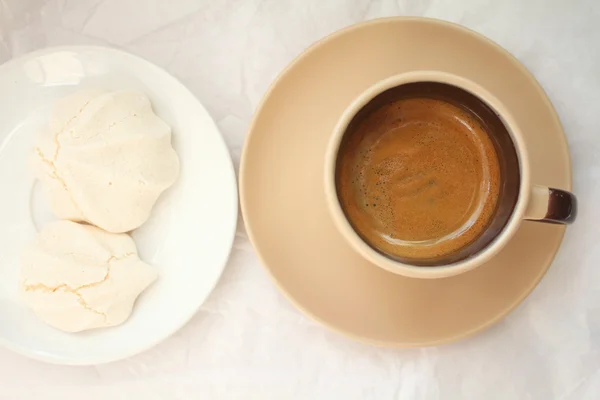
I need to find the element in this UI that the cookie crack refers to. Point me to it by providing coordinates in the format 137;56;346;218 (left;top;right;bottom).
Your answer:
34;98;96;218
34;147;84;213
23;252;136;322
72;289;108;320
23;252;135;293
71;113;137;141
52;99;95;161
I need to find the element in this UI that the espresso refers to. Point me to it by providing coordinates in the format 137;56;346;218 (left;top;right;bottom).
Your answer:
336;96;501;262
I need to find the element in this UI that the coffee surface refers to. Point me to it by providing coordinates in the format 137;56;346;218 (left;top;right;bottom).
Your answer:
336;97;500;261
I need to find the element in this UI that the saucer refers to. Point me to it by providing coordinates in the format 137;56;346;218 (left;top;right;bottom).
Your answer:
0;46;238;364
240;18;571;346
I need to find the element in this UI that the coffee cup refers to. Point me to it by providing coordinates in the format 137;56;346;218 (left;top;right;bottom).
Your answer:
325;71;576;279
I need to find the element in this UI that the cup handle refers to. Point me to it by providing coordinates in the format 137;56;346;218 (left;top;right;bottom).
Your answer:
524;185;577;224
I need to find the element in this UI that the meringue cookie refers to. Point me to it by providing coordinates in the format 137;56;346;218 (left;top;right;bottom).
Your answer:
32;89;180;233
20;220;157;333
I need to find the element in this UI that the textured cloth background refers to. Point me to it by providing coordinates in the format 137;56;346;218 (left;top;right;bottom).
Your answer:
0;0;598;399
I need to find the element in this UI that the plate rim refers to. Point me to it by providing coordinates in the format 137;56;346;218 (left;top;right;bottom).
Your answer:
239;17;570;347
0;45;239;365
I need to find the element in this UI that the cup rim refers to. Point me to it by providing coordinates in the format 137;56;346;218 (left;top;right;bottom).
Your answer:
324;71;531;279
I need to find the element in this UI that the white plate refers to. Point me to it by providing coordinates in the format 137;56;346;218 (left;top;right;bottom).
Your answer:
0;46;238;365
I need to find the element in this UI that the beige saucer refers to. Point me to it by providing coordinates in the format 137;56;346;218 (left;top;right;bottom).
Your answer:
240;17;571;347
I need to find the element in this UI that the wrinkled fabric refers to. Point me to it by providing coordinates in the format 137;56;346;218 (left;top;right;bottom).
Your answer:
0;0;599;399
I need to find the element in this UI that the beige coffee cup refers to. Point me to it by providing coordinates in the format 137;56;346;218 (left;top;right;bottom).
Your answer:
325;71;576;279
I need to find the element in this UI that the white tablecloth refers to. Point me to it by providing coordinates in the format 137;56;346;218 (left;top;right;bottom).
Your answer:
1;1;598;399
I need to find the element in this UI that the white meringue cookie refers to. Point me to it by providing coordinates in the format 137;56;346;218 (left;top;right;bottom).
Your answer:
20;220;157;333
32;89;180;233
